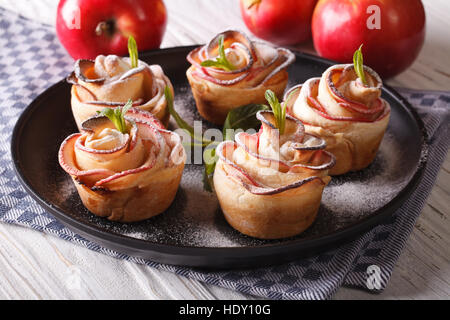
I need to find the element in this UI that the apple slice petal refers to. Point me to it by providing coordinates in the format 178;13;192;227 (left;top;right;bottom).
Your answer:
241;110;335;171
188;30;295;88
68;55;172;128
93;120;177;190
58;133;115;186
292;76;390;123
125;108;165;130
256;110;305;139
118;65;147;81
234;131;334;173
216;141;263;187
187;30;255;84
216;140;329;195
80;99;144;107
292;134;326;151
80;115;112;133
242;176;324;195
78;116;137;156
308;92;389;123
235;132;291;172
93;160;155;189
59;114;172;191
253;42;278;66
325;65;385;120
94;130;185;191
75;59;105;83
67;72;99;101
206;30;255;64
260;47;295;85
191;69;250;86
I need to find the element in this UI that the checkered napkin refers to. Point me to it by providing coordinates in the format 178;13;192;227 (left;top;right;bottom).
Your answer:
0;9;449;300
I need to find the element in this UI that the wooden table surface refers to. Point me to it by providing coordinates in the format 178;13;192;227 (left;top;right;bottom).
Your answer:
0;0;448;300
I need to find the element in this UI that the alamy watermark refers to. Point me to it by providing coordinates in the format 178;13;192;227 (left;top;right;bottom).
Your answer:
367;5;381;30
62;4;381;31
173;124;277;166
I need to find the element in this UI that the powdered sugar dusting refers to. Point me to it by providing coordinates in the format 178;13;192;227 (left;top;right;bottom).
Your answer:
169;84;220;131
51;130;415;247
315;133;414;231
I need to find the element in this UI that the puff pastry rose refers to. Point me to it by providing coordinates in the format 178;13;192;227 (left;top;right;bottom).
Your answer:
58;107;186;222
214;110;335;239
287;63;390;175
186;30;295;125
67;54;173;129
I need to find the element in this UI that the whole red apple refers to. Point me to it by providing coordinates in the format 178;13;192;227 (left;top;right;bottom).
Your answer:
312;0;425;78
239;0;318;46
56;0;167;60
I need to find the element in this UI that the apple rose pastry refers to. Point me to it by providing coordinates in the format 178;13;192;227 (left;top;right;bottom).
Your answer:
186;30;295;125
58;103;186;222
67;37;173;129
287;47;390;175
214;109;335;239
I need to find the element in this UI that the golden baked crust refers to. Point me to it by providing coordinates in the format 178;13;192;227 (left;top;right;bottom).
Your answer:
214;163;325;239
186;68;288;125
214;111;335;239
72;162;183;222
58;108;186;222
186;30;295;125
68;55;172;129
287;64;390;175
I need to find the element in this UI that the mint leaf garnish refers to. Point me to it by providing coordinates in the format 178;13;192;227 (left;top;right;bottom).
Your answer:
200;35;235;71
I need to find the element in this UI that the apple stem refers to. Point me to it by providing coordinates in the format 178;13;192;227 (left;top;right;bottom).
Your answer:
243;0;261;9
95;20;115;37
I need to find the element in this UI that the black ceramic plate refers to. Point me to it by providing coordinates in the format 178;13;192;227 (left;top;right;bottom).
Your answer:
11;46;427;268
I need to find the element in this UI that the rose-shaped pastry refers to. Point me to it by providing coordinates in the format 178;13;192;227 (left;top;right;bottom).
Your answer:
67;54;173;129
214;110;335;239
287;61;390;175
58;107;186;222
186;30;295;125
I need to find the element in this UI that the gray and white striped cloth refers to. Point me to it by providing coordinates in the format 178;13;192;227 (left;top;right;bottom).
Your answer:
0;9;449;300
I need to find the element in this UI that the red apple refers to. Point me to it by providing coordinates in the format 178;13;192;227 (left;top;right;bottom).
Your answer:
312;0;426;78
56;0;167;60
239;0;318;46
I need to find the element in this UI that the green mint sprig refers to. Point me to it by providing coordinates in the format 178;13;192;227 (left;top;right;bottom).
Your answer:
353;44;367;86
203;147;218;192
96;100;133;134
128;35;139;69
200;35;235;71
264;90;287;135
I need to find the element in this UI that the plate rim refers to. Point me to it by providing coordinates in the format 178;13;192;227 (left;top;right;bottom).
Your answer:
10;46;429;265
